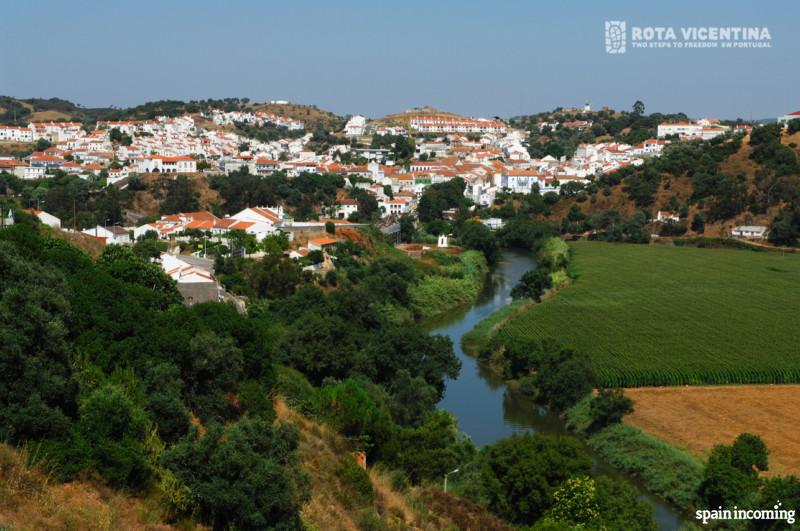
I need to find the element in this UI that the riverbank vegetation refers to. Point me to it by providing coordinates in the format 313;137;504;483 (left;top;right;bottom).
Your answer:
408;250;488;318
566;395;704;511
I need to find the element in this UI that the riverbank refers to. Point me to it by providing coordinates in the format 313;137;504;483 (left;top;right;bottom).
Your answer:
433;249;685;529
456;242;703;518
409;249;489;319
565;396;703;512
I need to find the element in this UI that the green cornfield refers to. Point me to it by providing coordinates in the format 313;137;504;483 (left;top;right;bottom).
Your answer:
499;241;800;387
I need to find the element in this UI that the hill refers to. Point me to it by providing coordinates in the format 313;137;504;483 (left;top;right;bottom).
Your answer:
247;101;345;131
0;96;345;131
498;241;800;387
537;125;800;242
0;396;509;531
0;443;177;530
371;106;474;126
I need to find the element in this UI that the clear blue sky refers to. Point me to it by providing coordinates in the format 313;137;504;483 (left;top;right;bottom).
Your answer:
2;0;796;120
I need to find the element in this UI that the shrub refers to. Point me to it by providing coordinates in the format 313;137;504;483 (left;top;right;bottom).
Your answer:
481;433;591;525
536;348;595;411
335;456;374;508
588;388;634;431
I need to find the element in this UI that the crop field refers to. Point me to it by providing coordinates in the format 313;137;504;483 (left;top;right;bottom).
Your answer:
499;241;800;387
624;385;800;476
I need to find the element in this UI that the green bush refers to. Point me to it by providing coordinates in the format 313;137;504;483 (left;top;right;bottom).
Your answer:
588;388;634;431
409;250;487;318
335;456;374;508
274;364;315;411
582;423;703;511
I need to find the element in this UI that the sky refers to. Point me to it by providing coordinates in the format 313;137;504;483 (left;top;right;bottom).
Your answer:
2;0;797;120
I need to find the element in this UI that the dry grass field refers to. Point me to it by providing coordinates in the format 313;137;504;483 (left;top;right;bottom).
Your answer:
624;385;800;476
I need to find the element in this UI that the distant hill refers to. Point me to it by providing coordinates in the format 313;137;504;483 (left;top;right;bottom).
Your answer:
371;106;475;126
247;101;345;131
0;96;345;131
543;127;800;239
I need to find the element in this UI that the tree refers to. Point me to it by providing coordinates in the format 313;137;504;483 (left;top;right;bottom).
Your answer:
593;476;657;530
756;476;800;530
699;444;759;507
535;348;595;411
511;268;552;302
544;476;600;525
731;433;769;475
458;220;499;264
97;245;181;308
161;175;199;214
699;433;768;507
0;239;76;443
691;212;706;233
325;220;335;234
247;251;303;299
163;418;308;530
417;178;466;222
143;363;190;443
387;369;439;427
309;379;396;461
396;410;473;483
589;388;634;430
769;206;800;246
633;100;645;116
72;384;150;488
183;331;244;422
481;433;592;525
399;214;416;243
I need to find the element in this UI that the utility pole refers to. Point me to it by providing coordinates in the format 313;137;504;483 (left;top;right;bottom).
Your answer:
443;468;460;494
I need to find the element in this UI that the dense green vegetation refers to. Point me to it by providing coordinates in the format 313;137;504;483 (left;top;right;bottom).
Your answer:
0;220;478;528
442;431;657;530
566;396;704;511
408;250;488;318
509;103;691;158
500;241;800;387
0;96;254;125
0;170;133;229
210;168;344;219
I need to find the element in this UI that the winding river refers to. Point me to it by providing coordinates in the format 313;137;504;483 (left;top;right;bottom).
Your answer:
427;249;684;530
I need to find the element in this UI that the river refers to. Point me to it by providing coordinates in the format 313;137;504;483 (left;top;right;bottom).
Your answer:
427;249;684;530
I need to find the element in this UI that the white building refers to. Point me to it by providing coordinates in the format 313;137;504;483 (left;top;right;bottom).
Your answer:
160;253;216;283
657;121;729;140
731;225;767;239
345;115;367;137
136;156;197;173
655;210;680;223
82;225;132;245
778;111;800;125
409;116;507;134
0;126;34;142
380;198;411;217
335;198;359;219
25;209;61;228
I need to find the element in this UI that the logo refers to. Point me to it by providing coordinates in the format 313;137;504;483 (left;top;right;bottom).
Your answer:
605;21;627;54
604;21;771;53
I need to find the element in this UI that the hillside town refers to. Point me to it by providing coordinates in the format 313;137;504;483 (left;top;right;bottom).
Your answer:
0;106;688;210
0;102;795;307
